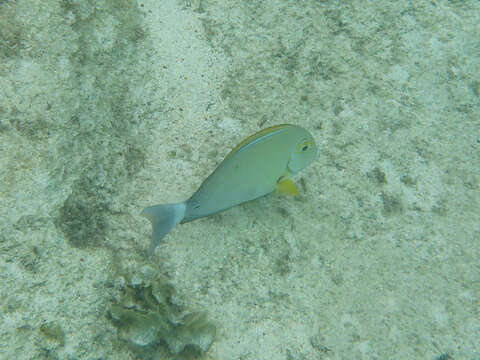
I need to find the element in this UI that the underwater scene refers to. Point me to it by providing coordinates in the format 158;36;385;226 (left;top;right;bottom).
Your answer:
0;0;479;359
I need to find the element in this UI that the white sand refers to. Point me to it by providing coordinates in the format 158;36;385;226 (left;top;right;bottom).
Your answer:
0;0;478;359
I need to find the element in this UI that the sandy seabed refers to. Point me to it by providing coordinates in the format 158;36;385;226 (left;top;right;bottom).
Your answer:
0;0;479;359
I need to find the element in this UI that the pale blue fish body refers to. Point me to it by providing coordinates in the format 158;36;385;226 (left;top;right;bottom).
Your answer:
142;124;317;255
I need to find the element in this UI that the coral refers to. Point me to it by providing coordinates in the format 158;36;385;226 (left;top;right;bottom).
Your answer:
109;272;215;357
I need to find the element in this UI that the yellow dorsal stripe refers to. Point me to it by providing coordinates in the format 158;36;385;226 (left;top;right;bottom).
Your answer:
224;124;291;161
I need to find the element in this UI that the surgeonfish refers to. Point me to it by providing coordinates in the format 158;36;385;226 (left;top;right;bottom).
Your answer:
142;124;317;255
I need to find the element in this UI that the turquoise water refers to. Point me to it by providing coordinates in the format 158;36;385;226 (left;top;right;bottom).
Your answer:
0;0;478;359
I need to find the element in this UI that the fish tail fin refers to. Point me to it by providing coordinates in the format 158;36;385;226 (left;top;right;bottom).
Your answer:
141;202;186;255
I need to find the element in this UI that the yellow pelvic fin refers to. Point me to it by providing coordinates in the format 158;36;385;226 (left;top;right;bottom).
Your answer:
276;177;299;196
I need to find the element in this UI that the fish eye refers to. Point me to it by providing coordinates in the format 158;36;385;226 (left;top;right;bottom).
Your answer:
297;141;311;153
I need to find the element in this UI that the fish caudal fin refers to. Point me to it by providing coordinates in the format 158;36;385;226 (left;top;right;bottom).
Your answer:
141;202;186;255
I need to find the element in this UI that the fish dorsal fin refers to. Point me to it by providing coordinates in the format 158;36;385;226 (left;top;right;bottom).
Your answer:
276;176;299;196
224;124;291;161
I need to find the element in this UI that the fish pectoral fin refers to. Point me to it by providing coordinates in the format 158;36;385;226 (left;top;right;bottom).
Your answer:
276;176;299;196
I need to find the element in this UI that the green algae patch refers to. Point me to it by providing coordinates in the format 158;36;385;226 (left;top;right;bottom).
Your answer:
109;280;215;356
39;322;65;346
